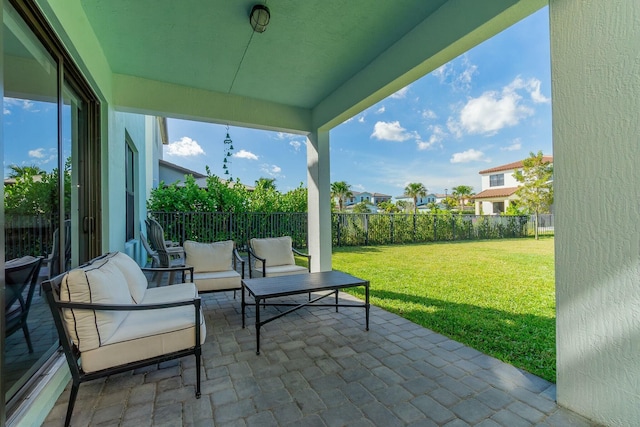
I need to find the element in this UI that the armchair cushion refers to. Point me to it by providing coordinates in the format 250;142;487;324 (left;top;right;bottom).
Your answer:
60;257;132;352
184;240;234;273
81;282;206;373
250;236;295;267
108;252;148;303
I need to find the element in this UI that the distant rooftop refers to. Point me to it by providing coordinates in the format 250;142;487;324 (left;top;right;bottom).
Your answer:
479;156;553;175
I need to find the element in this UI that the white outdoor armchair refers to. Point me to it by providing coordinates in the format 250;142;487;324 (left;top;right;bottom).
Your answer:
247;236;310;278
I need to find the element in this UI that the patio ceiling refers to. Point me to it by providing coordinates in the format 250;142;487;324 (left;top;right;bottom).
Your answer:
70;0;545;131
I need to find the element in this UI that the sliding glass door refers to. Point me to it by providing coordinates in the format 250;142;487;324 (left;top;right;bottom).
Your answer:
2;0;100;418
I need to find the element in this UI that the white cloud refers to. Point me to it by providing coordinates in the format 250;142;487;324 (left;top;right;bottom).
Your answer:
521;77;550;103
390;86;409;99
165;136;205;157
260;164;283;177
502;139;522;151
422;109;437;119
457;78;536;135
29;148;46;159
417;125;446;150
371;121;419;142
376;106;386;114
289;140;302;151
234;149;258;160
358;116;365;123
432;55;477;91
450;149;487;163
352;183;365;192
4;98;37;113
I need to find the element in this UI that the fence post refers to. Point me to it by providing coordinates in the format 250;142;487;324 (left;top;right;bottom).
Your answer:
365;214;369;246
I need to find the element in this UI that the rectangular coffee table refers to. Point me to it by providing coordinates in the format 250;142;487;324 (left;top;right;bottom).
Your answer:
241;271;370;354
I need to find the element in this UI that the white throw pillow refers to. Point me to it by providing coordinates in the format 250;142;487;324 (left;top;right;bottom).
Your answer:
184;240;234;273
60;256;132;352
108;252;148;303
251;236;295;267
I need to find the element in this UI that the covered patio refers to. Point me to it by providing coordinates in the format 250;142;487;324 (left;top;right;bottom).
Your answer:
2;0;639;425
43;291;593;426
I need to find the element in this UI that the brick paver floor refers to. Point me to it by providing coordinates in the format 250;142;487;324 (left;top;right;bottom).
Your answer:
43;290;597;426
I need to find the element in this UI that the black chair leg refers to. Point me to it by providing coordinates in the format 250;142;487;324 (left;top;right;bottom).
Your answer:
65;381;80;427
195;350;202;398
22;324;34;353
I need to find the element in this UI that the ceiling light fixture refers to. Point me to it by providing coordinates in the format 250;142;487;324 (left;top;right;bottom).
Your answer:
249;4;270;33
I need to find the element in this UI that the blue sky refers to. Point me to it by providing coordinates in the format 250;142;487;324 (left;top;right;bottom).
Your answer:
4;7;551;200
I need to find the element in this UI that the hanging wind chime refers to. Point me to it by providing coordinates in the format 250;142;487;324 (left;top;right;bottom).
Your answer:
222;126;234;181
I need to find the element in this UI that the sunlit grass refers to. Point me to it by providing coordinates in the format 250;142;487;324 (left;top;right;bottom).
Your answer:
332;237;556;382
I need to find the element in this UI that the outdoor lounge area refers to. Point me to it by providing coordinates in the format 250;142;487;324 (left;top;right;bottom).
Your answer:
42;289;594;427
3;0;639;425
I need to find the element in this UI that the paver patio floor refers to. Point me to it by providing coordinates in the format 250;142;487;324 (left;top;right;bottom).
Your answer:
43;290;596;426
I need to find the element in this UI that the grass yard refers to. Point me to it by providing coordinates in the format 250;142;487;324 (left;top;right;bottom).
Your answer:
331;237;556;382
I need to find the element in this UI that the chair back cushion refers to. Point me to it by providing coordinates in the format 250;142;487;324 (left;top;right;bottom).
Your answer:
108;252;148;303
184;240;234;273
251;236;295;267
60;255;132;352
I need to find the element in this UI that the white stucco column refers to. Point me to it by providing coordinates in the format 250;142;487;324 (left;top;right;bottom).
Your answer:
306;130;332;272
550;0;640;425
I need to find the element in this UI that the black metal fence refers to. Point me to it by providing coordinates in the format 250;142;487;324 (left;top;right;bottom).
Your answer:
149;211;552;249
5;214;54;260
2;212;553;260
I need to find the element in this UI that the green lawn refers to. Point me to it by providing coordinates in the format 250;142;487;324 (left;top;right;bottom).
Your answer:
331;237;556;382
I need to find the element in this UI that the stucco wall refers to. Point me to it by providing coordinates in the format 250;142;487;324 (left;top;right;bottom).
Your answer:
550;0;640;424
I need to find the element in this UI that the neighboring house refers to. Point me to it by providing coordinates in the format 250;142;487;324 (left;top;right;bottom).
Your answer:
395;193;438;211
472;156;553;215
158;159;206;185
158;159;254;191
345;191;392;207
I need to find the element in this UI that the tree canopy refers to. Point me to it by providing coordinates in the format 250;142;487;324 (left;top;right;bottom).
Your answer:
513;151;553;239
147;171;307;214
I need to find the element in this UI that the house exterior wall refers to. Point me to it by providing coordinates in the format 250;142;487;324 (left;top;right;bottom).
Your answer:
551;0;640;424
480;169;519;190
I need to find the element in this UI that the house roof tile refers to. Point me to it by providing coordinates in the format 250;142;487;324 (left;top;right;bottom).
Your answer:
472;187;519;199
478;156;553;174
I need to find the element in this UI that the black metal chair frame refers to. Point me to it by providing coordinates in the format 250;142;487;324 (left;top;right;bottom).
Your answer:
5;256;43;353
42;257;201;427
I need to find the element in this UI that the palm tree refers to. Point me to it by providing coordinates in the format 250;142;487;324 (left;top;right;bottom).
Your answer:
254;177;277;191
451;185;474;209
330;181;353;211
7;164;44;178
404;182;427;214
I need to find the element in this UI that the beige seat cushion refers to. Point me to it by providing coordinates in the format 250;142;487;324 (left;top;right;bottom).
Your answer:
184;240;234;273
189;270;241;292
252;264;308;278
60;256;132;352
251;236;295;268
82;282;206;373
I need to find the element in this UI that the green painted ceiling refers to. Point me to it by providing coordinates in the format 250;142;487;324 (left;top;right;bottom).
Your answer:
73;0;545;130
80;0;447;109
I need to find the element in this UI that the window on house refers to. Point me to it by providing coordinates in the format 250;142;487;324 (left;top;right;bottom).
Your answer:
490;173;504;187
125;140;135;241
493;202;505;214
